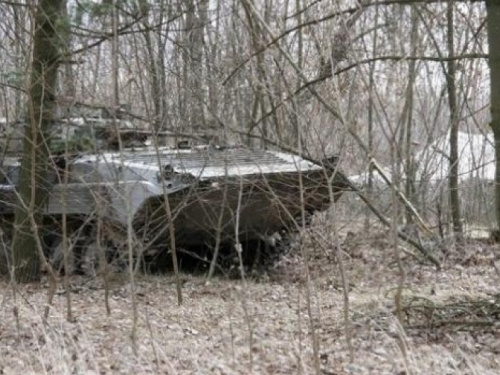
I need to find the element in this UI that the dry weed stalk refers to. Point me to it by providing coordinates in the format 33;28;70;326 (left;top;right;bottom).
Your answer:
96;211;111;315
325;163;354;363
59;136;73;322
207;179;229;280
297;160;321;375
149;129;182;305
391;189;410;370
234;177;254;372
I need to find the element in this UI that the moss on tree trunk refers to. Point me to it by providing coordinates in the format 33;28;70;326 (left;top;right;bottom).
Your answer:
12;0;64;282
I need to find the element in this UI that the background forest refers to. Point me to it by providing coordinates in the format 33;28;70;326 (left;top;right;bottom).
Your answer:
1;0;500;374
0;0;495;236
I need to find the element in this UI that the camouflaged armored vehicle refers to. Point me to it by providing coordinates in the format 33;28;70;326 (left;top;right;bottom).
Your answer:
0;115;350;273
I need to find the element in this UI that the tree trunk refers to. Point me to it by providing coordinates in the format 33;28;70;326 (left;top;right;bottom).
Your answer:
184;0;207;133
365;4;380;232
404;5;419;226
12;0;64;283
446;0;463;240
487;1;500;232
138;0;163;132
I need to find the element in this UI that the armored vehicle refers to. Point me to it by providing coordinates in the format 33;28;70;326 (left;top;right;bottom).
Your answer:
0;117;351;273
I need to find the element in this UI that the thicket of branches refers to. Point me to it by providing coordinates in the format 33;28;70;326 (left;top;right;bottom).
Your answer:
0;0;498;284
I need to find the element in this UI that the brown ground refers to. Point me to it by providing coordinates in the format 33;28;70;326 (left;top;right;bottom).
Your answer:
1;228;499;374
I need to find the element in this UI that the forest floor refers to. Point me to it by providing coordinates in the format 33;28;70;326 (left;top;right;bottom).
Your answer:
0;226;499;375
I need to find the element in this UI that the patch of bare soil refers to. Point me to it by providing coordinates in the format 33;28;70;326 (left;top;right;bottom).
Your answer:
1;228;500;374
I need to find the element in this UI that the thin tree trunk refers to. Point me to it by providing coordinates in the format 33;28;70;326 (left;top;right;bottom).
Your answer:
404;5;419;225
13;5;25;119
241;0;279;148
288;0;302;148
446;0;463;240
365;4;379;231
184;0;207;132
138;0;163;132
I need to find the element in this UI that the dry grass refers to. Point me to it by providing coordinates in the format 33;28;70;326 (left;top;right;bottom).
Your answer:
1;228;500;374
